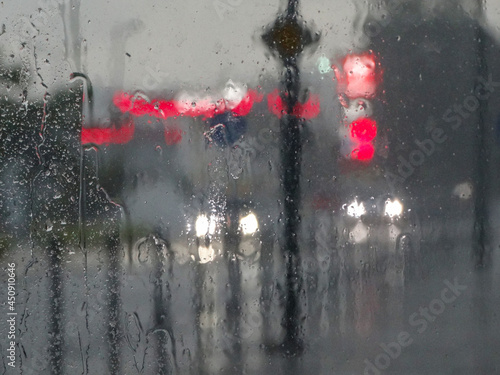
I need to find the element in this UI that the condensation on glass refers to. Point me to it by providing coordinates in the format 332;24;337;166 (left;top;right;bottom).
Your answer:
1;0;500;374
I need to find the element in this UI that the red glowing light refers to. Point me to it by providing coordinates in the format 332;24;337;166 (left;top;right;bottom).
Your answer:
157;100;183;118
113;92;181;118
81;121;135;145
181;98;222;118
352;143;375;161
231;90;264;117
333;52;383;100
267;89;285;119
350;117;377;142
292;94;321;120
113;89;263;120
267;90;321;119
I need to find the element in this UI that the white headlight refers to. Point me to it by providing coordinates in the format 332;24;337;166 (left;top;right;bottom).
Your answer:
385;199;403;218
208;215;217;235
198;245;215;264
240;213;258;235
195;215;210;237
346;199;366;218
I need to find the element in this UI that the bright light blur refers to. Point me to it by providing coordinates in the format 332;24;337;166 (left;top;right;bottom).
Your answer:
453;182;473;200
198;245;215;264
385;199;403;218
346;199;366;218
195;215;210;237
317;55;332;74
208;216;217;235
239;213;259;235
222;79;247;110
349;117;377;142
175;91;199;113
351;143;375;161
334;52;381;100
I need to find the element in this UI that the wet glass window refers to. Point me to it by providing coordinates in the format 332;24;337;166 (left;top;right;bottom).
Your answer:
1;0;500;374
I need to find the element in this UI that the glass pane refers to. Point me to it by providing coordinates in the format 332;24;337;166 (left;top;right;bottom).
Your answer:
1;0;500;374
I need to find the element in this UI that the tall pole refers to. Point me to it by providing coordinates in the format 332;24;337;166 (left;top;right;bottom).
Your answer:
48;238;63;375
262;0;318;354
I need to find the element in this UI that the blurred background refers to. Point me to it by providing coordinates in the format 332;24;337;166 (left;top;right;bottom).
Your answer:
1;0;500;374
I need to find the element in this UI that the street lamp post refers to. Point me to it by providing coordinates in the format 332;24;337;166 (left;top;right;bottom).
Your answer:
262;0;318;355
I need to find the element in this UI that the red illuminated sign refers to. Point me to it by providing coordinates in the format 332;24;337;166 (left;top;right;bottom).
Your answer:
81;120;135;146
112;90;263;120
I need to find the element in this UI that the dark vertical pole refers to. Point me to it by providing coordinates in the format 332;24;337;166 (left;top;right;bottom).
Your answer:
281;55;303;353
70;73;92;260
193;240;207;375
106;233;121;374
262;0;318;354
70;72;92;374
48;238;63;375
78;147;90;375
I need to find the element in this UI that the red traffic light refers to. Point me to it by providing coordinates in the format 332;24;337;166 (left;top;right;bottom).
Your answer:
350;117;377;142
333;52;383;101
351;143;375;161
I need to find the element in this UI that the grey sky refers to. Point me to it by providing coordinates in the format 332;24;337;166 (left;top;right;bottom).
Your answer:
1;0;500;99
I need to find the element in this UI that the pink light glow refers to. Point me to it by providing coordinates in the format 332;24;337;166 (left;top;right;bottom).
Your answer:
267;90;321;119
231;90;264;116
292;94;321;120
112;92;181;118
352;143;375;161
113;90;263;119
267;89;285;119
81;121;135;145
333;52;383;101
